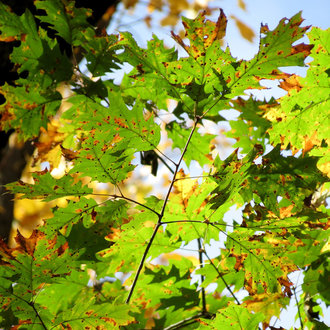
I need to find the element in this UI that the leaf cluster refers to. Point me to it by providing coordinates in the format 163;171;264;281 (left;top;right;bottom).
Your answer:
0;2;329;329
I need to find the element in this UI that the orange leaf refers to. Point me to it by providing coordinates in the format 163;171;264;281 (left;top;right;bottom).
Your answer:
279;74;302;92
60;145;78;161
303;130;320;155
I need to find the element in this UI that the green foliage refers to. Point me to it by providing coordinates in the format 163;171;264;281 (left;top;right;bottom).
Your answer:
197;303;265;329
0;2;329;329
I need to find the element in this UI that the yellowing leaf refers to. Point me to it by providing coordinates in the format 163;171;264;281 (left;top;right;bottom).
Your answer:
173;169;198;201
161;14;179;27
231;15;255;42
279;74;303;92
148;0;162;13
123;0;139;9
244;293;289;322
238;0;246;11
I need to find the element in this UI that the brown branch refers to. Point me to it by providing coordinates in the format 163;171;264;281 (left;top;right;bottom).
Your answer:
159;117;199;219
125;116;200;303
203;249;240;305
197;238;207;313
163;312;207;330
293;286;304;330
125;222;161;303
108;194;161;217
210;223;278;285
29;301;48;330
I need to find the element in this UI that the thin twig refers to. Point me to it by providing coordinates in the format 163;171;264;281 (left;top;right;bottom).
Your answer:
125;222;161;303
29;301;48;329
125;116;200;303
161;220;208;225
293;286;304;330
155;146;177;166
88;193;161;217
159;117;199;219
174;174;212;181
197;238;207;313
210;223;277;283
161;219;302;231
164;312;205;330
203;250;240;305
156;152;175;173
109;194;161;217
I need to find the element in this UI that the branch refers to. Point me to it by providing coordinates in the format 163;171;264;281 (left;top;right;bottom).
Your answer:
156;152;175;173
125;222;161;303
161;219;226;228
174;174;212;181
126;116;200;303
203;249;240;305
89;193;161;217
159;117;199;219
29;301;48;330
197;238;207;314
163;312;206;330
161;219;206;225
109;194;161;217
293;286;304;330
210;223;277;283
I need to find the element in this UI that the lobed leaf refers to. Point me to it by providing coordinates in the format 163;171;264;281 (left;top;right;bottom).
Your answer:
0;84;61;139
267;27;330;168
6;170;92;202
35;0;92;45
198;303;264;329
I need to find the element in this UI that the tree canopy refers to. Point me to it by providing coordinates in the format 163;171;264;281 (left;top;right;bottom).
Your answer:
0;0;329;329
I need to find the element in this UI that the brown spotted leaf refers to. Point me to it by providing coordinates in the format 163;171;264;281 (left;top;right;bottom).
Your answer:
267;27;330;170
6;169;92;202
64;91;160;184
227;12;312;97
0;84;62;140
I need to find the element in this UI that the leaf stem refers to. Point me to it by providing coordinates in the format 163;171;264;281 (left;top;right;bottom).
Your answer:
161;219;208;225
210;223;277;283
155;146;177;166
156;152;175;173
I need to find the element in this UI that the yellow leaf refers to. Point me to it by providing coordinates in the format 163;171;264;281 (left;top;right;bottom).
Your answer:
123;0;139;9
168;0;189;13
279;74;303;93
238;0;246;11
244;293;288;322
303;130;321;155
318;161;330;177
148;0;163;13
161;14;178;27
35;121;65;169
231;15;255;42
173;169;198;201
